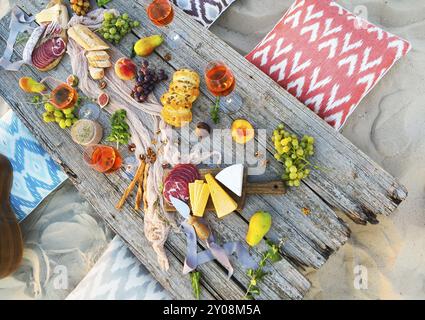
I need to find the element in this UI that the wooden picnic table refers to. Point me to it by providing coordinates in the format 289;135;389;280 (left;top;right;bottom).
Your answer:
0;0;407;300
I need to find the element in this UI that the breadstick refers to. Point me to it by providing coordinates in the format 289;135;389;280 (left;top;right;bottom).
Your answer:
143;163;150;211
135;171;145;211
116;160;146;210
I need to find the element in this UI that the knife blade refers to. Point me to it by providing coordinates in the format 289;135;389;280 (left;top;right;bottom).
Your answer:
170;196;191;219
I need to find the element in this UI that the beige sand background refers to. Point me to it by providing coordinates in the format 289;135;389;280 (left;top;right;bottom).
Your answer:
0;0;424;299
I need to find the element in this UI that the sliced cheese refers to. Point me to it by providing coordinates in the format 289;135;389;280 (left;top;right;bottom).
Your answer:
86;51;110;62
88;66;105;80
193;181;203;213
193;183;210;217
89;59;112;68
68;24;110;51
205;174;237;218
189;183;196;212
215;164;244;197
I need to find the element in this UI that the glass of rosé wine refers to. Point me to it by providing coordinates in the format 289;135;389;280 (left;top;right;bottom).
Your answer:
146;0;186;49
204;60;243;122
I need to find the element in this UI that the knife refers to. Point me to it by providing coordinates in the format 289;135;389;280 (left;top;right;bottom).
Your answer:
170;196;210;241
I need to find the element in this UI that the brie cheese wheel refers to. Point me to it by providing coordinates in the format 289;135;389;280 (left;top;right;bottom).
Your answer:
215;164;244;197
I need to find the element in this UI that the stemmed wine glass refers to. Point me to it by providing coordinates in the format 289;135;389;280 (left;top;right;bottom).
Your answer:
146;0;187;49
204;60;243;123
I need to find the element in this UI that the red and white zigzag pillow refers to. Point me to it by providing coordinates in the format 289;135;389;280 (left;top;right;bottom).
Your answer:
246;0;411;129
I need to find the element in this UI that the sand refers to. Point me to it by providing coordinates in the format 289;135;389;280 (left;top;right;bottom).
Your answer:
1;0;424;299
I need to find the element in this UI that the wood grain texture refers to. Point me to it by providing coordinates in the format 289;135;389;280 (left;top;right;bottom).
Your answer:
129;0;407;225
0;4;310;300
0;0;406;299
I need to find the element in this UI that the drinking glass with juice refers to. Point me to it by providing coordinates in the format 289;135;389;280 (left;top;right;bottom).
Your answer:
83;145;122;173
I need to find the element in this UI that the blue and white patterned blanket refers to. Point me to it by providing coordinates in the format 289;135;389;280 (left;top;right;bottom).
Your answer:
0;110;67;222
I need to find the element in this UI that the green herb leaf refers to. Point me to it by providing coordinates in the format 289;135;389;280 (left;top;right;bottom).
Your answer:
190;271;201;300
243;240;283;299
107;109;131;146
96;0;111;7
210;96;220;124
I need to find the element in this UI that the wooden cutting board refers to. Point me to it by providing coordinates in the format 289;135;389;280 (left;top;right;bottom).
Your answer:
164;168;286;212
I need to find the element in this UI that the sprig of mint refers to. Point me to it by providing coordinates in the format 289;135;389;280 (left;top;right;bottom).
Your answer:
190;271;201;300
106;109;131;146
210;96;220;124
244;240;282;300
96;0;111;7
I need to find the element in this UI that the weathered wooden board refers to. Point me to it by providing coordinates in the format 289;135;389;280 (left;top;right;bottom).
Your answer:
163;167;286;212
0;0;407;300
0;4;311;300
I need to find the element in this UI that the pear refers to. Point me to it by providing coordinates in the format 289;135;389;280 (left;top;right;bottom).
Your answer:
134;35;164;57
19;77;46;94
246;211;272;247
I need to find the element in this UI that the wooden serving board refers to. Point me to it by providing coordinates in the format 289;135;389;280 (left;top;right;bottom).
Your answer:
164;168;286;212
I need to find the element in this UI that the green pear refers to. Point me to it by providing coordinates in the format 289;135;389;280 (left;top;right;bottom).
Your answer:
134;35;164;57
246;211;272;247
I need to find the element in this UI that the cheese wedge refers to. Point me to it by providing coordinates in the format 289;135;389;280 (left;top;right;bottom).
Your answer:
205;174;237;218
193;183;210;217
215;164;244;197
68;24;110;51
86;51;110;62
36;5;61;24
89;59;112;68
88;66;105;80
189;183;196;212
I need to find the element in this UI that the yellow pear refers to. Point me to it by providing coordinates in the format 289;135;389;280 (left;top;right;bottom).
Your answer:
246;211;272;247
134;35;164;57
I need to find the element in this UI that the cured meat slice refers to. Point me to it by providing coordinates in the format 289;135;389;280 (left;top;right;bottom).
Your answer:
165;167;198;185
163;164;200;204
32;37;66;70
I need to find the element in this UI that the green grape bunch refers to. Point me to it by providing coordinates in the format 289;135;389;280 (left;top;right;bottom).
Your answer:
42;102;78;130
100;12;140;45
272;124;316;187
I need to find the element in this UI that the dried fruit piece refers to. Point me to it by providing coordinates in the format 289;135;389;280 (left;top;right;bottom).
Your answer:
231;119;255;144
195;122;211;138
67;75;79;87
98;92;109;108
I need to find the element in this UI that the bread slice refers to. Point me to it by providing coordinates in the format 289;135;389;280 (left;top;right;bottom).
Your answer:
89;59;112;68
86;50;110;62
68;24;110;51
173;69;200;87
89;66;105;80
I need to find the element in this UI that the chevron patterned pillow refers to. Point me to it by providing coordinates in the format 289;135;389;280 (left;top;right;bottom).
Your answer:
172;0;236;28
246;0;411;129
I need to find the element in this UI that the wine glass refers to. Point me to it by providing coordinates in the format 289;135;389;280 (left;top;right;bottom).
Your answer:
147;0;187;49
204;60;243;119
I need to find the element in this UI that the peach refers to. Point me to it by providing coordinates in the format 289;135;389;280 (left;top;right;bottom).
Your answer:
114;57;137;81
231;119;255;144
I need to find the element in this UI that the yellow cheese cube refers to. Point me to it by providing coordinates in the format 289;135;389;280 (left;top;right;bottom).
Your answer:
193;183;210;217
205;174;237;218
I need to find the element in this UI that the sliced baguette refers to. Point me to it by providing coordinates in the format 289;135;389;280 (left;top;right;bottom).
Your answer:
86;50;110;62
89;59;112;68
68;24;110;51
89;66;105;80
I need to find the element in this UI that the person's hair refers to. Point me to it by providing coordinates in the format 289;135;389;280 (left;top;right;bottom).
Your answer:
0;154;23;279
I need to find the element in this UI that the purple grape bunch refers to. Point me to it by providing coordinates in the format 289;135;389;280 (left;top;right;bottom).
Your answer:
131;60;168;103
